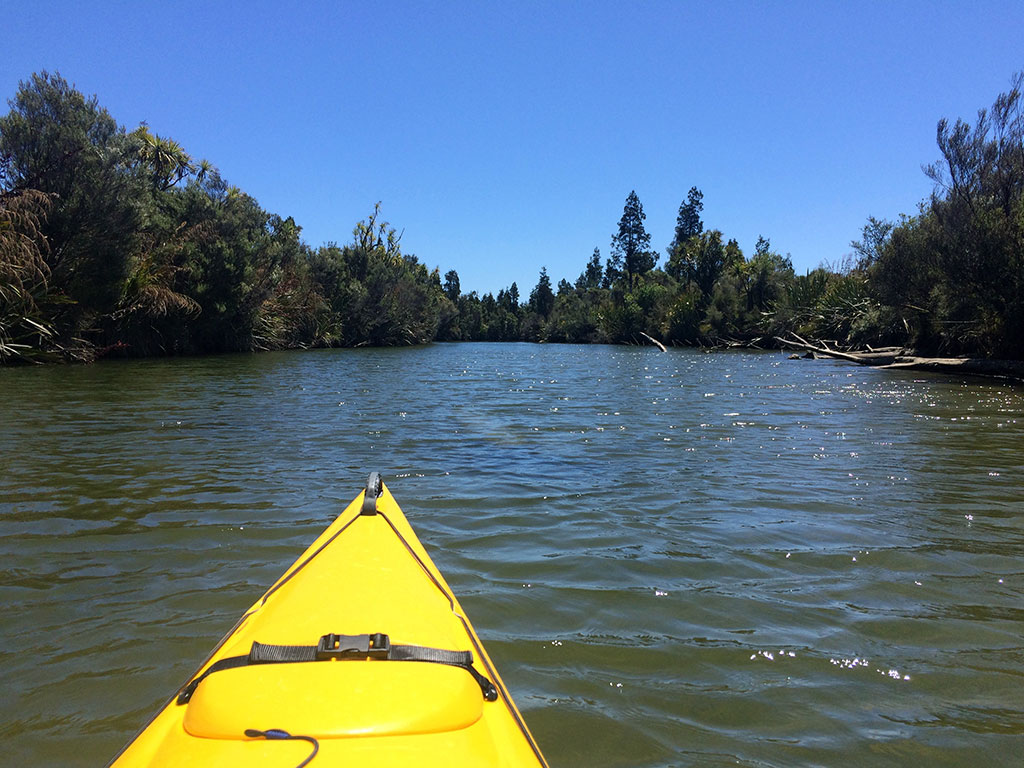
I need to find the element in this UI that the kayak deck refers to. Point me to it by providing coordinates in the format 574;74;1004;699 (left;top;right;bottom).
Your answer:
110;475;548;767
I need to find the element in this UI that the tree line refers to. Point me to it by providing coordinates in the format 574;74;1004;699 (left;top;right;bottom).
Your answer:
2;70;1022;363
0;72;444;362
435;71;1024;360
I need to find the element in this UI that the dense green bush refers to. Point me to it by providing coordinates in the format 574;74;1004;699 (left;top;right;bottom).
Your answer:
0;73;445;361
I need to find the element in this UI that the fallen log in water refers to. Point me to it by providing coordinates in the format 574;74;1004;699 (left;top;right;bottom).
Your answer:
638;331;667;352
697;336;771;351
775;335;1024;384
775;334;890;364
881;356;1024;381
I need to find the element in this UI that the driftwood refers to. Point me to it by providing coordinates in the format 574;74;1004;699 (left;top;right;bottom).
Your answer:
638;332;667;352
698;336;771;351
776;334;1024;384
882;357;1024;382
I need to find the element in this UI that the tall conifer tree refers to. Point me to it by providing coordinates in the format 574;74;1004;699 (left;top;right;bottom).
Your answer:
610;190;656;287
670;186;704;256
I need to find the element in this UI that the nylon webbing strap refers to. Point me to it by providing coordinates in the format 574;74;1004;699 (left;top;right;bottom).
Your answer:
250;642;318;662
390;644;472;665
177;655;252;704
176;634;498;704
392;644;497;700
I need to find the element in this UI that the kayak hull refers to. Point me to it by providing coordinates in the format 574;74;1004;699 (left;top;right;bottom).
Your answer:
110;478;547;767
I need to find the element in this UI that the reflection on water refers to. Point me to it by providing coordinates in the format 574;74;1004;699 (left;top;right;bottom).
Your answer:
1;344;1022;766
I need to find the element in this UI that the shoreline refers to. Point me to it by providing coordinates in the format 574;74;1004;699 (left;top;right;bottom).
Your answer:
5;337;1023;386
775;334;1024;385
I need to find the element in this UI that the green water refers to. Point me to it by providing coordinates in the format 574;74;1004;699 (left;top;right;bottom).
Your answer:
1;344;1022;766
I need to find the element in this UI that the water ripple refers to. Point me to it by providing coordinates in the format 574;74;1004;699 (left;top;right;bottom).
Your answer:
2;345;1023;766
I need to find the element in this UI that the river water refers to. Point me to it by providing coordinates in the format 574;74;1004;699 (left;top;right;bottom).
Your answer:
1;343;1021;766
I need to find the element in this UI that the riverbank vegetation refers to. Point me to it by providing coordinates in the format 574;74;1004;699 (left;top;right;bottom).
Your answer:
2;70;1021;363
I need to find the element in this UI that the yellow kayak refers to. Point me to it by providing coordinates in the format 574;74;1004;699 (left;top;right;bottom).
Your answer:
110;474;549;767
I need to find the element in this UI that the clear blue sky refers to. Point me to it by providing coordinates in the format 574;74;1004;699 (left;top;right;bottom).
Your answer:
4;1;1023;295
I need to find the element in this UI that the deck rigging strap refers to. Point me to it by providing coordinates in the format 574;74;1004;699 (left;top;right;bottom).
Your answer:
176;632;498;704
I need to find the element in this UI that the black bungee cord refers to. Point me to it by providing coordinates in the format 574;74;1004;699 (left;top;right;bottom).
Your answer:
244;728;319;768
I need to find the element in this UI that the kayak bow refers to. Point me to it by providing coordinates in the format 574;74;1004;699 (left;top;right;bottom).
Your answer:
110;473;549;767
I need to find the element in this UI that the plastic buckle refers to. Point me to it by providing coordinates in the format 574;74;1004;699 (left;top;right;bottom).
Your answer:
316;632;390;660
